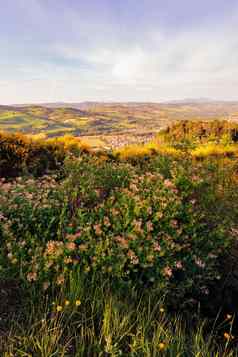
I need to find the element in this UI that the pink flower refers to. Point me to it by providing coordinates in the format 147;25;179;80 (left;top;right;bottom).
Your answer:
163;266;172;278
201;286;209;295
195;258;205;268
127;249;139;265
146;221;153;232
208;253;217;259
175;261;183;269
94;224;102;236
164;179;174;188
65;242;76;251
153;243;161;252
171;219;178;228
27;272;37;282
116;236;129;249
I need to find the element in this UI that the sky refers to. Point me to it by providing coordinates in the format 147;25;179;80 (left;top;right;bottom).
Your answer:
1;0;238;104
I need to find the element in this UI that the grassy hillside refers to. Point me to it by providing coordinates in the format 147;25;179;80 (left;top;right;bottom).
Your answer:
1;123;238;354
1;101;238;148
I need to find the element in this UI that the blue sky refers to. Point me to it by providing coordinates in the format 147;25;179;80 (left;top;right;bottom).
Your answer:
1;0;238;103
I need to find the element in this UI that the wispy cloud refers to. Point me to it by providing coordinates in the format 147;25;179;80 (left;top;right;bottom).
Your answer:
0;0;238;103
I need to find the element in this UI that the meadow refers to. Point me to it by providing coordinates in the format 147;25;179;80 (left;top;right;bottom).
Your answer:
0;120;238;355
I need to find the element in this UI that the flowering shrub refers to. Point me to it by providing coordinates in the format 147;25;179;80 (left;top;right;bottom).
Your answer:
114;143;181;162
0;155;233;308
0;132;90;177
191;143;238;158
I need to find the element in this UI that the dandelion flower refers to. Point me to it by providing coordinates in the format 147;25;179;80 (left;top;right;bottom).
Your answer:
75;300;81;306
158;342;166;351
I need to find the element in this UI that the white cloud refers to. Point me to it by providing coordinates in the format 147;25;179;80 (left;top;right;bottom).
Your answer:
1;5;238;103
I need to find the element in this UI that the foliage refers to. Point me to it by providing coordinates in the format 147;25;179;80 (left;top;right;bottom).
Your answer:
0;155;234;310
0;132;90;177
159;120;238;145
1;123;238;354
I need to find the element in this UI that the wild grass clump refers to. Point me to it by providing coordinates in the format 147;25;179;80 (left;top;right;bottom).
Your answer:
1;273;237;356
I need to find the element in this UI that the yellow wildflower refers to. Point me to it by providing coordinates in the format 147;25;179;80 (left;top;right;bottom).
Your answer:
65;300;70;306
56;305;63;312
75;300;81;306
158;342;166;351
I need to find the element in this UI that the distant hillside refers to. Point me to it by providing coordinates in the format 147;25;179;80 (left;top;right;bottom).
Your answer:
1;102;238;147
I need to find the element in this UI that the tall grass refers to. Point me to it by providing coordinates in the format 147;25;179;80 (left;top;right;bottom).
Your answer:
1;273;237;356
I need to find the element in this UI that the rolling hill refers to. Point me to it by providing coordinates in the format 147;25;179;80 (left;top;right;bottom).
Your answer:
1;101;238;147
